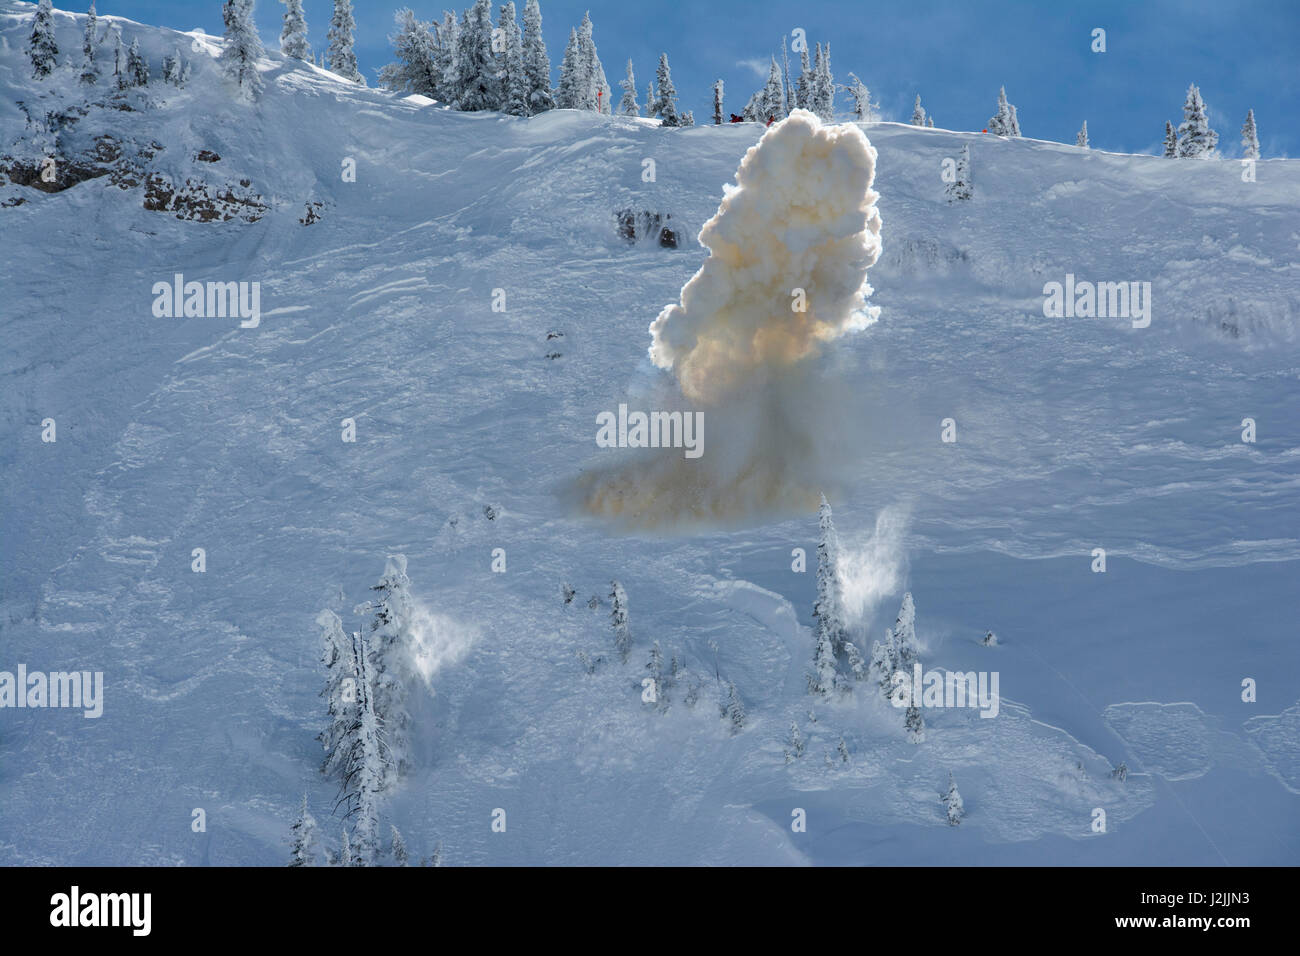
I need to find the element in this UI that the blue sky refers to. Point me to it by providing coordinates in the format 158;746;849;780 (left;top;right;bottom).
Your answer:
99;0;1297;157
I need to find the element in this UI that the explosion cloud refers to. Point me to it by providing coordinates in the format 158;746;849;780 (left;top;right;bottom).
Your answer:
579;109;883;527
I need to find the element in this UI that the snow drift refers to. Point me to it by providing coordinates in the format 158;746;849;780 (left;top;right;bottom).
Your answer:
579;110;883;527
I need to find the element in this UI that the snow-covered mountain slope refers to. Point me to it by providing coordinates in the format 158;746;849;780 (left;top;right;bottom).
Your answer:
2;4;1298;865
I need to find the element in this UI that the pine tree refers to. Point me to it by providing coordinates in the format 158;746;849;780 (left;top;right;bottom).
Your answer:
429;841;443;866
161;50;181;86
1176;83;1217;158
1163;120;1177;158
379;9;440;97
610;579;631;662
455;0;499;110
577;13;609;115
905;702;925;743
808;624;836;696
389;825;409;866
943;772;964;824
317;609;360;778
646;641;663;704
111;25;125;90
327;0;363;84
288;794;320;866
521;0;552;114
816;43;834;120
619;59;639;115
893;593;920;671
280;0;311;61
988;86;1019;136
785;721;804;762
554;28;580;109
838;737;850;763
338;828;353;866
221;0;265;100
794;45;811;110
79;3;99;85
911;94;926;126
29;0;58;79
813;495;848;658
712;79;724;125
766;56;787;122
844;640;866;681
1076;120;1089;148
653;53;680;126
645;80;657;117
926;116;934;127
725;682;745;734
435;12;459;103
842;73;872;122
869;626;898;699
498;2;527;116
810;44;826;120
780;36;793;117
1241;108;1260;160
126;38;149;86
946;142;972;202
342;642;384;866
359;555;414;785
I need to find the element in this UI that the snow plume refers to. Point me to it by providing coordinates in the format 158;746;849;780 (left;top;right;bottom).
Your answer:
578;109;882;526
837;504;909;624
407;601;477;686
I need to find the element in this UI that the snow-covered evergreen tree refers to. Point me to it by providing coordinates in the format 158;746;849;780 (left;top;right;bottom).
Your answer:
280;0;311;61
498;2;527;116
428;841;444;866
724;682;745;734
288;794;320;866
577;13;610;115
79;3;99;85
554;28;580;109
989;86;1019;136
338;828;353;866
811;43;834;121
943;772;964;824
844;639;866;681
435;11;459;103
379;9;440;97
893;593;920;671
619;59;638;115
358;555;415;785
838;737;850;763
317;609;359;777
521;0;552;114
653;53;681;126
126;38;149;87
911;94;926;126
945;142;972;202
455;0;499;110
794;45;811;111
780;36;793;117
110;25;124;90
869;626;897;698
1241;108;1259;160
926;116;934;127
1176;83;1217;158
326;0;363;84
1076;120;1089;148
342;645;384;866
610;579;630;662
905;702;925;743
29;0;58;79
808;624;836;696
813;495;848;659
1163;120;1177;158
161;50;181;86
784;721;804;762
220;0;265;100
389;825;409;866
711;78;724;125
842;73;872;122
